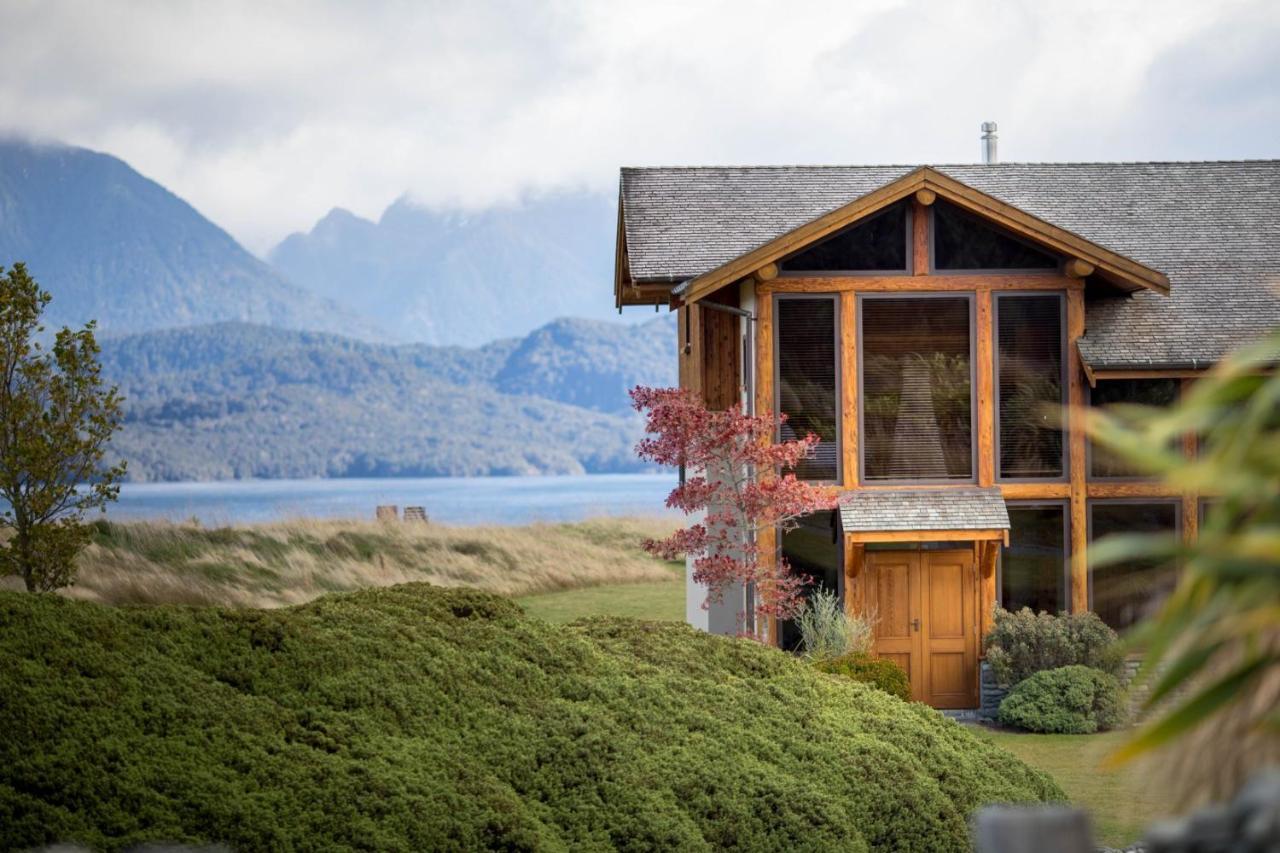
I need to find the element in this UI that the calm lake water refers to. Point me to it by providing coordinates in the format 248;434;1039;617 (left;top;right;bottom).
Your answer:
104;474;680;526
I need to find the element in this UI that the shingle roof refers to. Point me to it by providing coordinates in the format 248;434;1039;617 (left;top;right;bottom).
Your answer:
619;162;1280;369
837;488;1010;533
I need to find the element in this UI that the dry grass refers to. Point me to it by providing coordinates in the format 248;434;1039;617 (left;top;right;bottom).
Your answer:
0;516;681;608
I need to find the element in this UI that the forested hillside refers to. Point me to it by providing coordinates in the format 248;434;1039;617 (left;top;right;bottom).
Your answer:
99;316;675;481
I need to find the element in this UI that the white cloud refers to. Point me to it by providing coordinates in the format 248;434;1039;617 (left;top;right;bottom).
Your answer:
0;0;1275;254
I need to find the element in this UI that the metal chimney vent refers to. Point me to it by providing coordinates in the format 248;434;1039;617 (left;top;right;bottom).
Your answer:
981;121;998;164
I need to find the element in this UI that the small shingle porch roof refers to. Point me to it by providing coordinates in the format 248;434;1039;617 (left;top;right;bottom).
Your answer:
618;161;1280;371
838;488;1010;537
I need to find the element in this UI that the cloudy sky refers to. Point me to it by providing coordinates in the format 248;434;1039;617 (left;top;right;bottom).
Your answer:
1;0;1277;254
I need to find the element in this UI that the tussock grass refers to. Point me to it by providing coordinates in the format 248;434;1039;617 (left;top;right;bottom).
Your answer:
9;516;680;608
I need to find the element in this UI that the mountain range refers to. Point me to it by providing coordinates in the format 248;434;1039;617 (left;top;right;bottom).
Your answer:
0;139;379;339
0;136;673;481
269;193;632;346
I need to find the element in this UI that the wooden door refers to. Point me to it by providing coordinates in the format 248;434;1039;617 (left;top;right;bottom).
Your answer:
865;549;978;708
865;550;923;700
921;549;979;708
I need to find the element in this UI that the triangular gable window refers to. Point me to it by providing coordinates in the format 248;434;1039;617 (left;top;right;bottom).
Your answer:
933;199;1058;270
780;202;908;273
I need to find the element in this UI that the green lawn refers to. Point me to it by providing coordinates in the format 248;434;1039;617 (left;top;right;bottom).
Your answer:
972;727;1163;847
517;577;684;623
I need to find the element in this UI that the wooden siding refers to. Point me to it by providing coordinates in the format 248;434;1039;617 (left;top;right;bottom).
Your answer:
701;287;741;411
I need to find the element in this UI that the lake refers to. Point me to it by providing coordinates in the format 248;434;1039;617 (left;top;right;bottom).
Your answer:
105;474;680;526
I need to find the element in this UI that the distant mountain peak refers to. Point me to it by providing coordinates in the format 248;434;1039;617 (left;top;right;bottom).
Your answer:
0;138;384;341
268;189;632;347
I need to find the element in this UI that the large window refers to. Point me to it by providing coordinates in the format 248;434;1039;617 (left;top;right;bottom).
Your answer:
1001;503;1068;614
996;294;1066;479
780;202;909;274
779;511;842;651
1089;501;1180;631
1089;379;1179;478
932;200;1058;270
861;295;973;482
776;296;840;481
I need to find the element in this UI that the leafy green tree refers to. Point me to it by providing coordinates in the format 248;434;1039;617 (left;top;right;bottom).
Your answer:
1086;328;1279;805
0;263;125;592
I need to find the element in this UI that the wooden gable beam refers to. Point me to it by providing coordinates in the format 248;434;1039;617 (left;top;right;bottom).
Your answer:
678;166;1169;305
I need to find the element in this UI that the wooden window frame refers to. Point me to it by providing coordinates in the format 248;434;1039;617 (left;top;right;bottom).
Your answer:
777;510;844;650
773;292;843;485
993;292;1069;484
1086;378;1181;481
928;201;1064;276
857;291;978;486
778;202;914;277
998;500;1071;613
1086;497;1181;613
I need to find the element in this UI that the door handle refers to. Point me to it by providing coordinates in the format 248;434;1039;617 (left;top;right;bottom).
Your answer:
911;618;921;632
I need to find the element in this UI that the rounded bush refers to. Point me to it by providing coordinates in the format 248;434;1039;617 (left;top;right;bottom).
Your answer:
1;584;1063;851
998;664;1127;734
984;607;1122;689
814;652;912;702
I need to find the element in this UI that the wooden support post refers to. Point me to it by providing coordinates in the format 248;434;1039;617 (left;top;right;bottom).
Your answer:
1181;377;1199;544
844;540;866;619
1067;287;1089;613
912;200;929;275
754;294;778;644
979;540;999;640
976;290;995;487
841;292;858;488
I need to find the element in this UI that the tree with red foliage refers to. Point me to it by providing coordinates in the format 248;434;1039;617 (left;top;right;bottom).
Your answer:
631;386;838;638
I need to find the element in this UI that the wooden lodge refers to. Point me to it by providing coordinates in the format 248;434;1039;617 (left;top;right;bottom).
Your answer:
611;156;1280;708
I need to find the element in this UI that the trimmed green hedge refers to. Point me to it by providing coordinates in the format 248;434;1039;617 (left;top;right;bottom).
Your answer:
998;665;1127;734
1;585;1063;851
814;652;912;702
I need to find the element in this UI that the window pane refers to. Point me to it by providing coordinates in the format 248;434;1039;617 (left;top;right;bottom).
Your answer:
997;295;1065;478
1090;502;1179;630
777;297;839;481
1089;379;1179;477
934;200;1058;270
862;297;972;481
781;203;907;272
779;511;842;651
1002;505;1067;614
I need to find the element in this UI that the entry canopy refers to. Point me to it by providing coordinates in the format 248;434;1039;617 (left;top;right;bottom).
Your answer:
838;488;1010;544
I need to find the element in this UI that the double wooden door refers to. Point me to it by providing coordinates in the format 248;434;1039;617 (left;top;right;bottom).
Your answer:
865;549;978;709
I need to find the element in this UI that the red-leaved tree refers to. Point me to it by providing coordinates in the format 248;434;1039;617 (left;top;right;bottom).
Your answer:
631;386;838;638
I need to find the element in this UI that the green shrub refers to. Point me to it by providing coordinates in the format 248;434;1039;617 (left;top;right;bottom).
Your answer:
814;652;912;702
998;665;1127;734
985;607;1122;688
0;584;1063;851
795;588;874;660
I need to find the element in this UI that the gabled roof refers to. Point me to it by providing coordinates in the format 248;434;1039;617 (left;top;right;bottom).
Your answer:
617;161;1280;370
